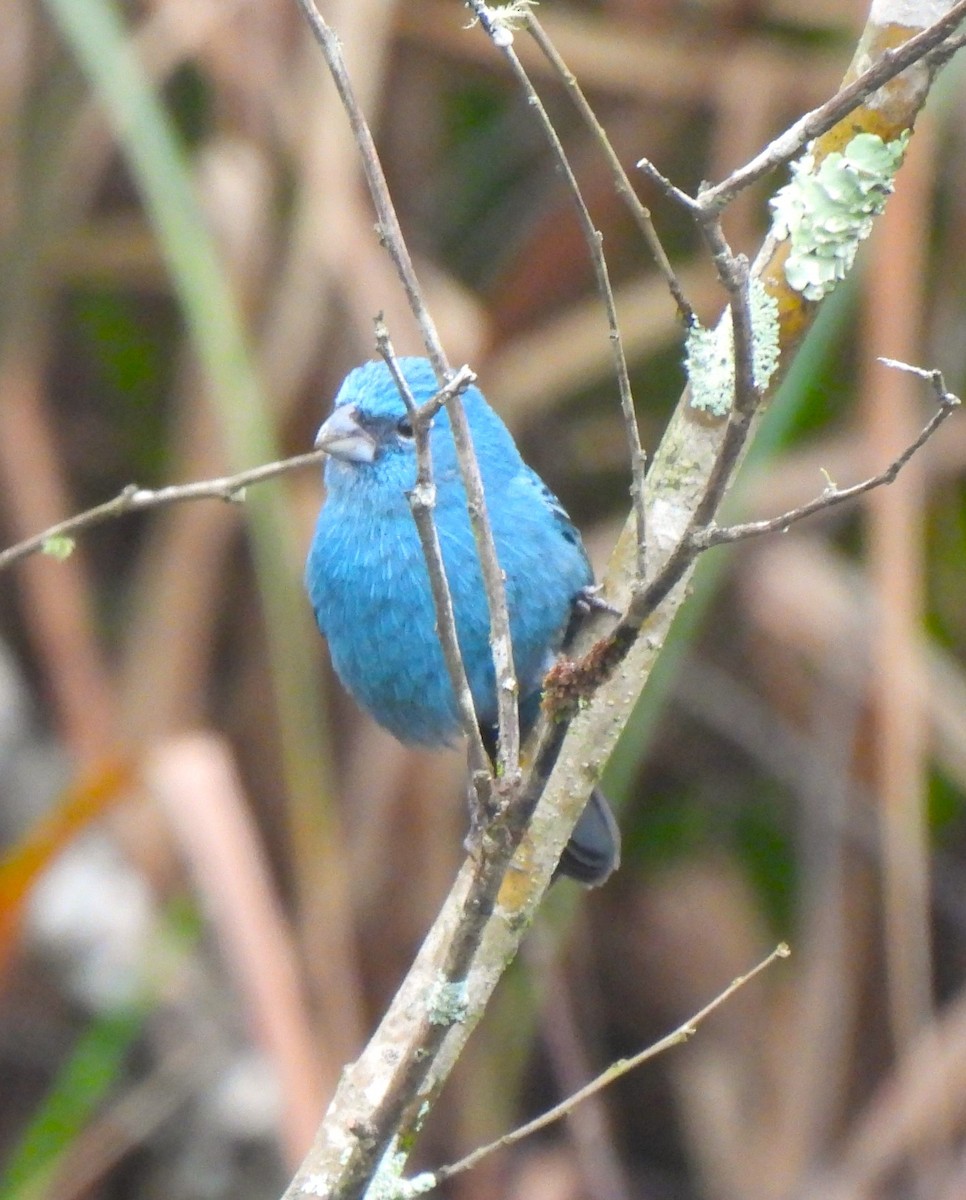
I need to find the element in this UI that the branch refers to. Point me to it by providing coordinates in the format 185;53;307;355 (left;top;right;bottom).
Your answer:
523;0;964;895
694;0;966;212
433;943;790;1186
545;360;960;741
466;0;648;580
523;12;694;326
0;450;328;573
693;361;961;551
612;180;770;626
291;1;446;375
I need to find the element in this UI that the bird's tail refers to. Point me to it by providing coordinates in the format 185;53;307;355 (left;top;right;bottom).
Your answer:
482;712;620;886
556;787;621;886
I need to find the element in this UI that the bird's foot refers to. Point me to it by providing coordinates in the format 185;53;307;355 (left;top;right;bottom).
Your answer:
573;584;621;618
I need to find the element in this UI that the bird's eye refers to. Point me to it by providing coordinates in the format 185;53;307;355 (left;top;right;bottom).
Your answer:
396;416;415;439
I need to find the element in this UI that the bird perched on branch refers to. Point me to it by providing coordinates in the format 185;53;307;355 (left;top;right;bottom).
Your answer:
305;356;620;885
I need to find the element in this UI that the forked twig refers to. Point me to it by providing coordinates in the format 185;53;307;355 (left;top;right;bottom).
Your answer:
622;168;768;618
524;12;694;326
686;0;966;212
292;0;446;375
433;943;790;1185
466;0;648;580
693;361;961;550
542;358;959;743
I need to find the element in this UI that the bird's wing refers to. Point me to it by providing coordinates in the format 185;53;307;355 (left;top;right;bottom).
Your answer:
519;465;589;558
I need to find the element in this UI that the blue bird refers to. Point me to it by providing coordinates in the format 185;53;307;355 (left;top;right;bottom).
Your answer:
305;357;620;884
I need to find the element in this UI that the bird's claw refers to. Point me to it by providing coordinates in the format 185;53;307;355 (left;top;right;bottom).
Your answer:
573;584;620;618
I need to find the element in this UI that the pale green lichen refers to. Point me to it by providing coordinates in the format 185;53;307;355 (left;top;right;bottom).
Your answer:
686;278;781;417
770;130;910;301
426;973;469;1026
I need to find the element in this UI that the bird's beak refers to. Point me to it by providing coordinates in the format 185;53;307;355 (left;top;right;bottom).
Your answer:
314;405;377;464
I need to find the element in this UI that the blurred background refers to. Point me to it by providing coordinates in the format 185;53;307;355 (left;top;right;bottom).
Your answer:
2;0;966;1198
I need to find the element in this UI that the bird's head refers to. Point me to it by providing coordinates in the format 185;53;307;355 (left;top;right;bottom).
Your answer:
313;357;441;468
314;357;519;509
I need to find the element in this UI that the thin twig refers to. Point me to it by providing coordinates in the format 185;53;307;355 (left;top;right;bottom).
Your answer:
0;450;328;573
705;240;757;418
696;244;759;514
622;1;966;635
375;323;492;780
635;157;702;215
293;0;446;375
930;28;966;63
616;180;763;615
433;943;791;1184
544;353;960;756
693;0;966;212
693;363;961;551
466;0;648;582
295;0;520;779
524;12;694;326
449;385;522;782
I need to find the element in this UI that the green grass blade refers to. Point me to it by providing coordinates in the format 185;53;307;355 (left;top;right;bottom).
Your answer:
0;1007;143;1200
42;0;336;893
